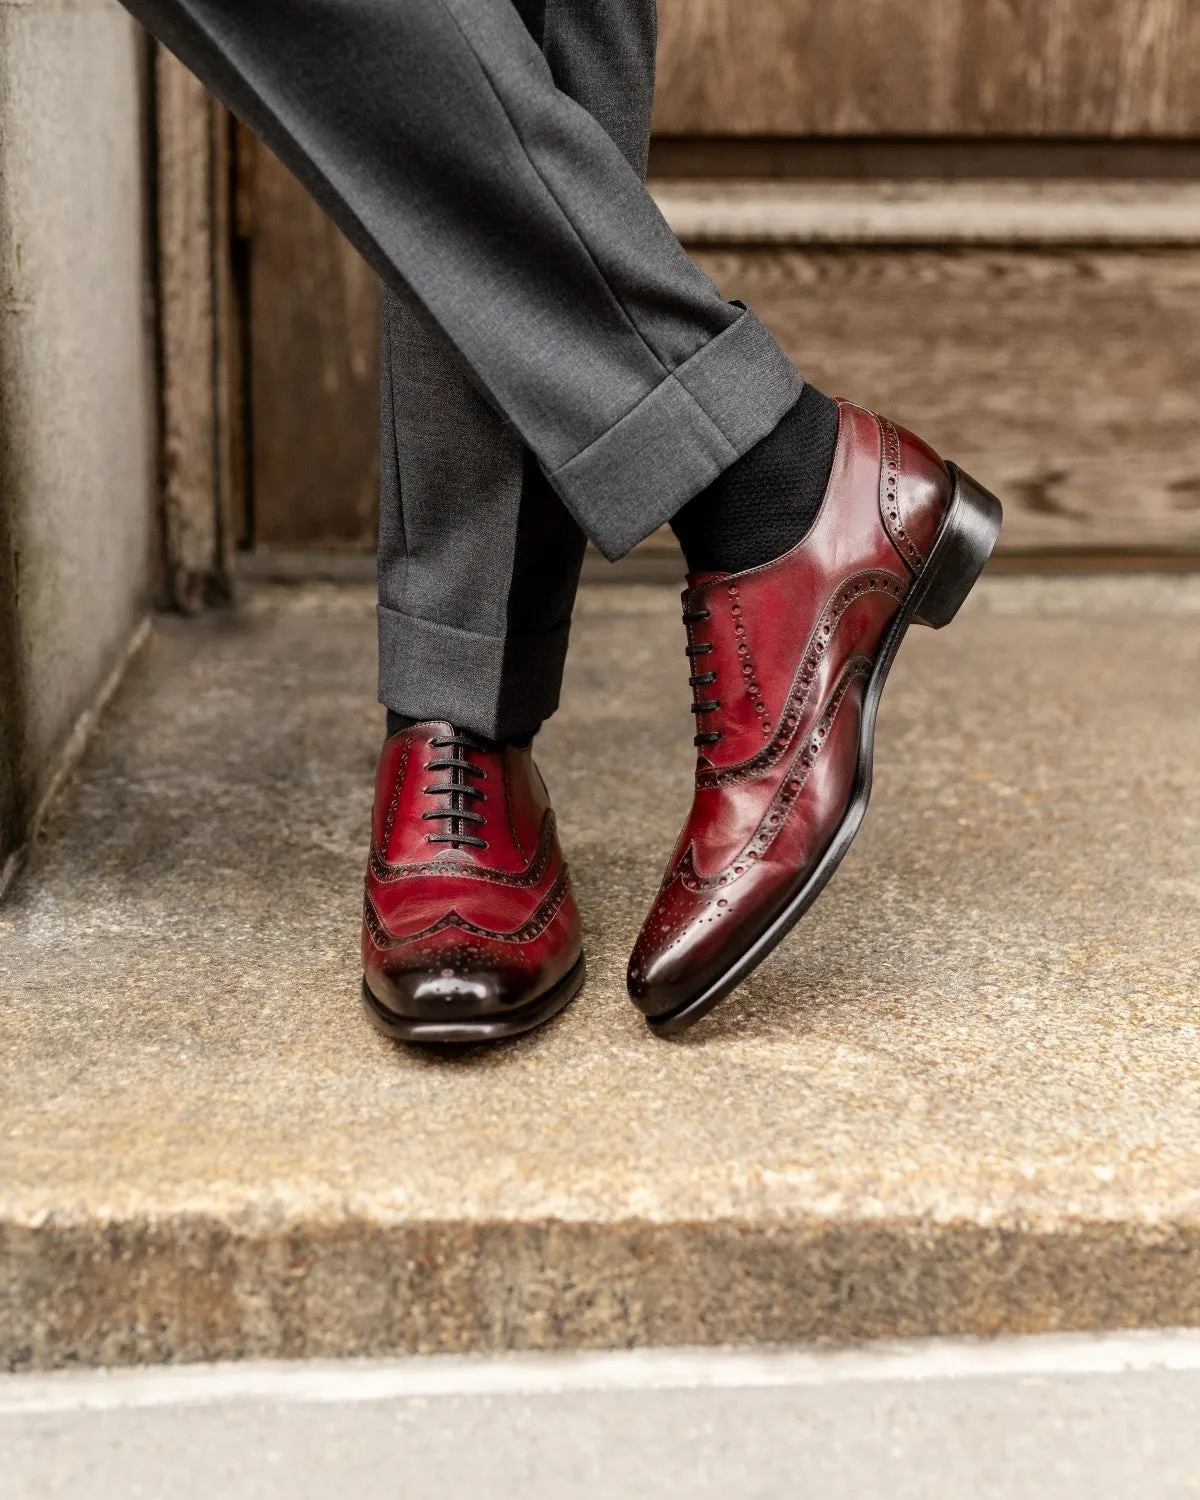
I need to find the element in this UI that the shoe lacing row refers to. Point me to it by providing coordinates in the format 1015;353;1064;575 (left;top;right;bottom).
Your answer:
683;606;722;747
423;735;488;850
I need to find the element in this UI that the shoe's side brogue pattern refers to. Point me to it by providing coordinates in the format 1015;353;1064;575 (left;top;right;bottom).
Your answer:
677;655;871;893
361;722;584;1042
628;400;1003;1033
879;415;926;571
695;569;907;792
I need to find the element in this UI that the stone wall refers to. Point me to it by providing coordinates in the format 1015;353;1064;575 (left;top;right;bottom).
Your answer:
0;0;157;886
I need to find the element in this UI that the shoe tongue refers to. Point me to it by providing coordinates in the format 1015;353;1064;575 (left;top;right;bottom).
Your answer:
397;721;494;749
685;569;732;588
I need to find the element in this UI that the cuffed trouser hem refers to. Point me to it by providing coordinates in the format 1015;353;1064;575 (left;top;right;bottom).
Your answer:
378;605;571;741
550;307;805;561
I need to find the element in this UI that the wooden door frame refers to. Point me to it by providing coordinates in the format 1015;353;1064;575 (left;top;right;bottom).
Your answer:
153;46;245;611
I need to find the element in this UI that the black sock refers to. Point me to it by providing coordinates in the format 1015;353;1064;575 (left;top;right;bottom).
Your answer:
385;711;536;749
670;384;840;574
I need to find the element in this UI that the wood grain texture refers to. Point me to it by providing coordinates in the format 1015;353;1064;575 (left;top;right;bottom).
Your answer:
653;178;1200;246
211;102;244;575
693;246;1200;552
647;139;1200;182
244;220;1200;553
654;0;1200;137
249;143;380;550
155;48;220;610
211;99;246;576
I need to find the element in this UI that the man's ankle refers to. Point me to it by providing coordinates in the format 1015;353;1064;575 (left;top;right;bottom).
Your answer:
670;383;840;575
385;711;538;748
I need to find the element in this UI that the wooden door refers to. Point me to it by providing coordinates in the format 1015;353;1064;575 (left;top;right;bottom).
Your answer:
244;138;380;550
239;0;1200;558
653;0;1200;136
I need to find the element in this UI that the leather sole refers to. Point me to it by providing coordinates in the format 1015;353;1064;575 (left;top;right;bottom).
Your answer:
645;465;1003;1038
361;953;586;1046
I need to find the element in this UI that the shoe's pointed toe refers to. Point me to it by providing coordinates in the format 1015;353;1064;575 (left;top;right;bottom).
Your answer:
626;940;687;1019
626;876;743;1018
626;951;702;1021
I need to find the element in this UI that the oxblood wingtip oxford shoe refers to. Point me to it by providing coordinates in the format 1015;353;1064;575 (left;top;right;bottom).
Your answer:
361;722;584;1044
627;400;1002;1036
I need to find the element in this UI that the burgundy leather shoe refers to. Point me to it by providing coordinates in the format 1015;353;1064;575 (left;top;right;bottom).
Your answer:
362;723;584;1044
628;400;1002;1036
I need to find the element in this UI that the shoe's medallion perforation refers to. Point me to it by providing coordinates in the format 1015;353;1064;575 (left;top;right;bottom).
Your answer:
878;417;926;572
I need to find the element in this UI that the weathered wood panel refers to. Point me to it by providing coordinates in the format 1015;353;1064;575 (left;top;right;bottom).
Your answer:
249;145;380;549
656;179;1200;247
244;188;1200;555
212;104;247;560
694;246;1200;552
155;57;242;605
654;0;1200;137
155;49;220;609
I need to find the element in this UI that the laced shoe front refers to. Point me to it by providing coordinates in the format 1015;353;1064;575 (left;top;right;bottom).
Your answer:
627;400;1002;1035
362;722;583;1043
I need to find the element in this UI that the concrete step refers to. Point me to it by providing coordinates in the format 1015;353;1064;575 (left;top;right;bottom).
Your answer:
1;576;1198;1369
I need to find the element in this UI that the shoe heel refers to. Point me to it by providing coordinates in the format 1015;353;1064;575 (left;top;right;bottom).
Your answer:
911;464;1003;630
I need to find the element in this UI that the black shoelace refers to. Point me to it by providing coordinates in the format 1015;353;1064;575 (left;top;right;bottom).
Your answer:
683;607;722;747
422;735;489;850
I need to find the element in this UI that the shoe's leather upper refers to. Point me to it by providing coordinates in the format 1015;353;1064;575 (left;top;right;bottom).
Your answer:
363;723;581;1022
628;401;953;1016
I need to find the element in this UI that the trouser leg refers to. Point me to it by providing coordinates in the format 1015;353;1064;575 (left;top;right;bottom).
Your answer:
378;284;588;737
378;0;657;739
120;0;802;561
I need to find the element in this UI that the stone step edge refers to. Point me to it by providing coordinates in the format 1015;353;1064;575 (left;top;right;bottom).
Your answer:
4;1213;1199;1370
10;1329;1200;1411
650;178;1200;247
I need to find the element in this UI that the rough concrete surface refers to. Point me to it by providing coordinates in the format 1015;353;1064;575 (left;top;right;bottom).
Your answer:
1;577;1198;1368
0;0;155;872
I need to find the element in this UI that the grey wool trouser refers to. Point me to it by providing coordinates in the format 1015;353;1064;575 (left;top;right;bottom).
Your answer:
120;0;804;737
